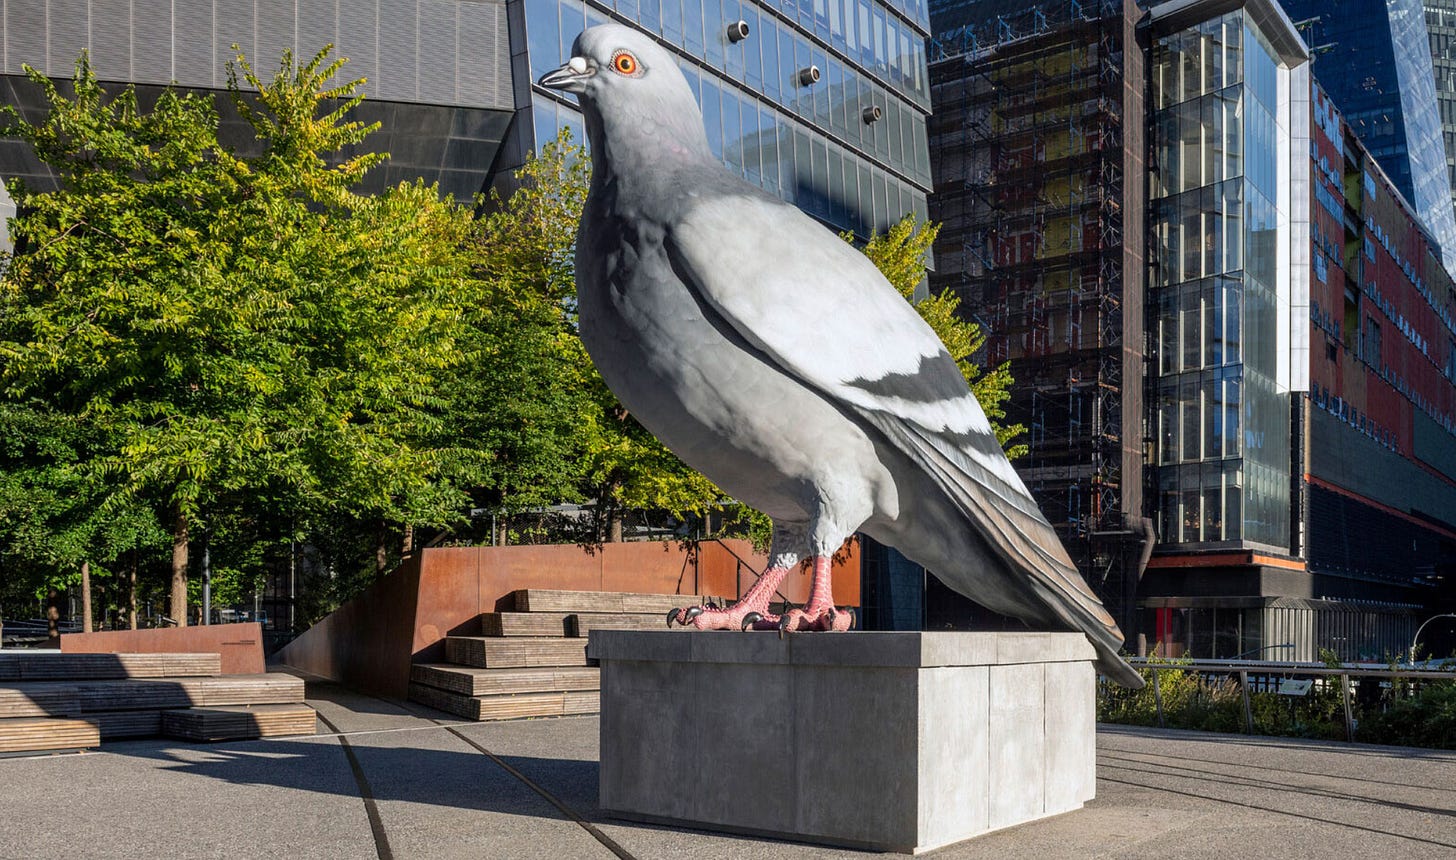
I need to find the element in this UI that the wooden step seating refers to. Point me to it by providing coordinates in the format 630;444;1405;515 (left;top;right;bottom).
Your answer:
0;717;100;756
161;703;317;742
0;651;311;753
410;589;725;722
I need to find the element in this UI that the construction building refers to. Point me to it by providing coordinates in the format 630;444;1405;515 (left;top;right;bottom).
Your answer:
923;0;1150;634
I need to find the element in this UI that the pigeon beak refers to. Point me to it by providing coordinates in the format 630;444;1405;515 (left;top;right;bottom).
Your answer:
539;56;593;93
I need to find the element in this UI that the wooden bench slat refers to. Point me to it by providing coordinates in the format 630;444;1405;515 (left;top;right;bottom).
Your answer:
511;590;725;615
67;674;305;712
443;637;591;669
0;717;100;754
566;613;676;637
408;684;601;721
0;684;81;718
0;653;221;680
480;613;571;637
410;664;599;697
90;710;164;739
161;704;316;742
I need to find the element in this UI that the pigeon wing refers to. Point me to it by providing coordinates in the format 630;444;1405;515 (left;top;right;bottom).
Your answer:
666;193;1140;687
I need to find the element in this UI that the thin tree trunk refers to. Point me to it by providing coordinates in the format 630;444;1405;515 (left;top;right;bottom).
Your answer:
608;509;623;543
46;587;60;642
375;521;389;577
128;552;139;630
402;523;414;557
172;510;189;627
80;561;93;633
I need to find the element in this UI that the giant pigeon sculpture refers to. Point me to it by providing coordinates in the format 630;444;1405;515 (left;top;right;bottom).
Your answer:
540;23;1144;688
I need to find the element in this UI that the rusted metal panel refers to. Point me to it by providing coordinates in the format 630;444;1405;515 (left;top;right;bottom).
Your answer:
61;623;265;675
275;557;422;698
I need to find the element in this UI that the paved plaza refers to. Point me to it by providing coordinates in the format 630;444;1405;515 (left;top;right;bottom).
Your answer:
1;679;1452;859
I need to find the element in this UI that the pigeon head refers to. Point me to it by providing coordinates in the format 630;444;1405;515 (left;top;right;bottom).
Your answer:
538;23;711;163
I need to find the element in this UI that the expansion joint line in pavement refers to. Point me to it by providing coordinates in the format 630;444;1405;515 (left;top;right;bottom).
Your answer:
314;712;396;860
441;725;639;860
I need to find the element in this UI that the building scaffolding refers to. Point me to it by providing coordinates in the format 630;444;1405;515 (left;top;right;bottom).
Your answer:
927;0;1146;627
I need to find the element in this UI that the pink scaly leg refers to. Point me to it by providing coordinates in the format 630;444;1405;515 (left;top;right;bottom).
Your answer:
778;556;853;633
668;564;790;631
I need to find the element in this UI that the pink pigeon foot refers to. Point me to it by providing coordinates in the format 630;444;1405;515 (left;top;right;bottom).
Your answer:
777;556;855;633
668;564;791;631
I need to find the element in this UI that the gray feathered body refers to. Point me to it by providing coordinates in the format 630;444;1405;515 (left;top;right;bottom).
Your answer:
560;23;1143;688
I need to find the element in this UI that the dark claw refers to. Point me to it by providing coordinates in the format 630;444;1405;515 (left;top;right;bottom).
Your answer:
666;608;679;628
778;615;791;640
682;606;704;625
740;611;763;632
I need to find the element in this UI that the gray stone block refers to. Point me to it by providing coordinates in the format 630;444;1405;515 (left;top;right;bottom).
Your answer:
597;631;1097;853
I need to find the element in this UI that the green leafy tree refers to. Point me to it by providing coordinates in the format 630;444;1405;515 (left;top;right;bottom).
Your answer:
0;49;483;622
453;134;596;523
853;215;1027;458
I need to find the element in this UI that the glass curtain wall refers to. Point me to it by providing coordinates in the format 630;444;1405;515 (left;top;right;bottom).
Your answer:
1150;10;1291;551
524;0;931;238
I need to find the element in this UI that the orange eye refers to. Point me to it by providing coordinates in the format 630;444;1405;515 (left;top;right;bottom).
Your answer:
612;51;639;76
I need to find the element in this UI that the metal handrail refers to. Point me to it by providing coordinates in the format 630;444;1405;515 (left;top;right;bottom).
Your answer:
1125;657;1456;681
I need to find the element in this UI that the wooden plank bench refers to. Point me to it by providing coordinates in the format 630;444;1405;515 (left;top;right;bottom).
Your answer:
89;710;164;739
480;612;572;638
0;652;221;680
161;704;317;742
0;684;81;718
70;674;306;713
566;613;674;637
408;684;599;721
510;589;725;615
0;717;100;755
411;664;599;697
444;637;590;669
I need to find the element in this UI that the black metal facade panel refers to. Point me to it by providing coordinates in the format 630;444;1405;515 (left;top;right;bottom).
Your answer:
1308;408;1456;532
1306;483;1455;588
1;0;513;110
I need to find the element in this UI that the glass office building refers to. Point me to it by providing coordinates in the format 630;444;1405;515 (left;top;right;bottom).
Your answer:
1148;3;1310;554
514;0;933;238
1425;0;1456;229
1280;0;1456;270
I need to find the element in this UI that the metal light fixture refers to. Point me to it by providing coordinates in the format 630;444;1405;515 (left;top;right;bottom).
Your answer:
727;20;750;42
862;105;882;124
798;65;821;86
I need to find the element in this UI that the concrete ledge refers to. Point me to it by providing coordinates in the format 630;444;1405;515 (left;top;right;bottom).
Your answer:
587;629;1094;667
594;631;1096;854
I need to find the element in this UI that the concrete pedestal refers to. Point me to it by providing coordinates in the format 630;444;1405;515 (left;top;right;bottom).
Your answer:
591;631;1096;854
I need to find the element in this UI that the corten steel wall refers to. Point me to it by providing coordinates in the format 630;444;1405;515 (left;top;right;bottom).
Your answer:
278;540;861;698
61;623;265;675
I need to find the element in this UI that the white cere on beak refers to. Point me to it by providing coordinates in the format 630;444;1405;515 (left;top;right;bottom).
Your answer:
569;56;589;75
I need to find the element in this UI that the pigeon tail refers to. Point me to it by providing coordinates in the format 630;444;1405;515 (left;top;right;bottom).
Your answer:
869;416;1146;690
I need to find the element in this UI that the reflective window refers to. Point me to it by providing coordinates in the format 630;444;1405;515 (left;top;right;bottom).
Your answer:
1150;10;1289;550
